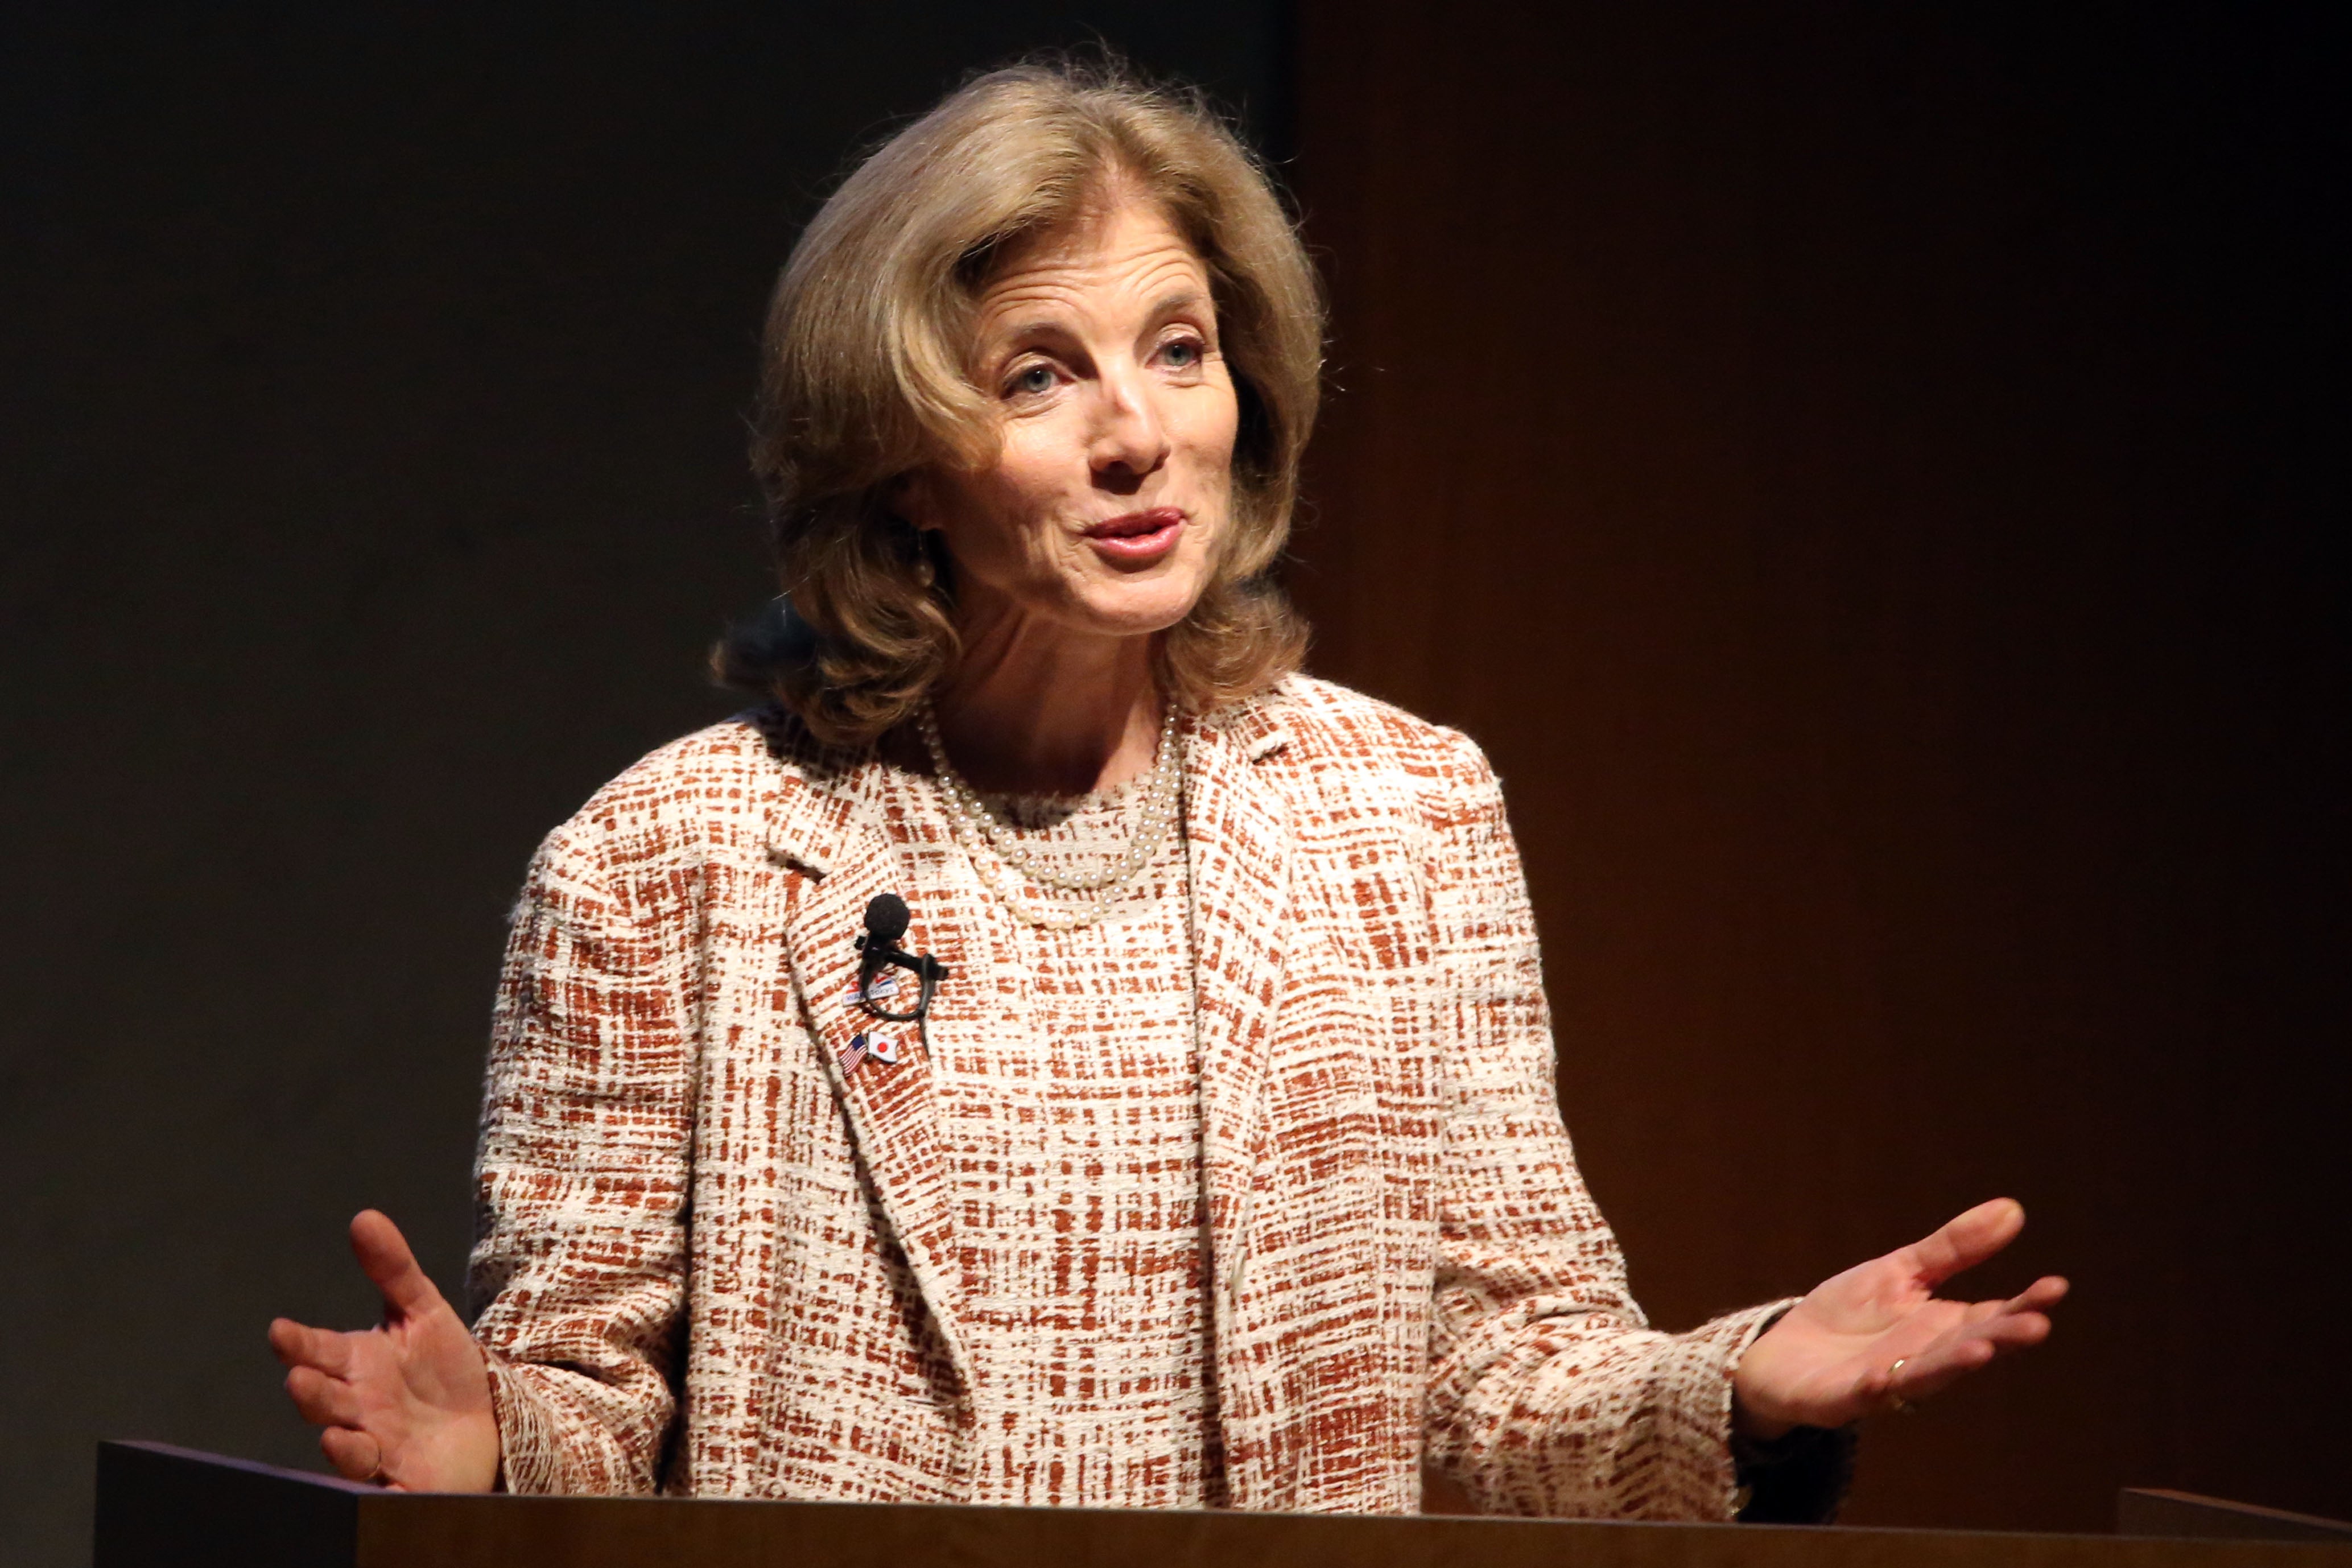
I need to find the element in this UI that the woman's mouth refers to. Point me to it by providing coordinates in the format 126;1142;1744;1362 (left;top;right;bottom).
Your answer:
1082;507;1186;566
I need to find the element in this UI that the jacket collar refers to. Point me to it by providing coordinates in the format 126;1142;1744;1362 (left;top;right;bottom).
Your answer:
756;686;1297;874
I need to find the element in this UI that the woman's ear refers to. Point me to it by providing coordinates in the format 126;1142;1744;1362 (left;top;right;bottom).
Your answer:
890;471;939;533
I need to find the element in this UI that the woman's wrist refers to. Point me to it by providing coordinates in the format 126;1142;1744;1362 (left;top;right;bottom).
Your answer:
1730;1303;1802;1440
1731;1385;1799;1443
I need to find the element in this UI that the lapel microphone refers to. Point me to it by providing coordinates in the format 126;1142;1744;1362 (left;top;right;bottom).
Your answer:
855;893;950;1024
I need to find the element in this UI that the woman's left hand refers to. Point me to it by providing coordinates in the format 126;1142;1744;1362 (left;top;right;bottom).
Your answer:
1731;1197;2068;1438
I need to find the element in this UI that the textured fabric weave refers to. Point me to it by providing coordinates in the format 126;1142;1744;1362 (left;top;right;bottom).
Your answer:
467;675;1794;1516
913;774;1217;1507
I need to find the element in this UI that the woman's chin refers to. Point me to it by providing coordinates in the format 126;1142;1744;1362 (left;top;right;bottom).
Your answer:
1058;574;1212;641
1070;605;1200;645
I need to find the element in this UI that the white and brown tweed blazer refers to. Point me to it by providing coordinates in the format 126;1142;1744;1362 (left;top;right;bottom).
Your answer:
468;674;1785;1517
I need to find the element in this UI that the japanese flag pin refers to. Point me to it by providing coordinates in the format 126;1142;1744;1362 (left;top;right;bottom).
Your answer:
865;1033;903;1066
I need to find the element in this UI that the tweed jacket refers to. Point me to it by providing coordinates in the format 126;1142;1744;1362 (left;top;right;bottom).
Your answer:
467;674;1785;1517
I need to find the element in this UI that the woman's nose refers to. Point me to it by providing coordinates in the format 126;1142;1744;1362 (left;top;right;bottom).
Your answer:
1087;366;1173;478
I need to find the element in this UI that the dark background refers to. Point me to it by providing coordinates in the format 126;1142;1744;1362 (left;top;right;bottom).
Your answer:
0;6;1284;1563
0;2;2340;1564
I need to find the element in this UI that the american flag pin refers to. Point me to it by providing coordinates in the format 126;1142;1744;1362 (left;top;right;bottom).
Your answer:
836;1033;870;1074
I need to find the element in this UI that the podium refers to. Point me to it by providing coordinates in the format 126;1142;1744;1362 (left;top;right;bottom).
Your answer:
94;1442;2352;1568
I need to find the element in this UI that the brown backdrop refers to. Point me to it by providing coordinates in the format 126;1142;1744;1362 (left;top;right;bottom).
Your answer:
1290;1;2346;1534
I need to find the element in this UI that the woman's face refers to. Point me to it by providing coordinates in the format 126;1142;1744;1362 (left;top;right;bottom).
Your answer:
902;188;1239;649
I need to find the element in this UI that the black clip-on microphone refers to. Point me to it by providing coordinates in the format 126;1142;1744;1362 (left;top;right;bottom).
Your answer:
855;893;950;1025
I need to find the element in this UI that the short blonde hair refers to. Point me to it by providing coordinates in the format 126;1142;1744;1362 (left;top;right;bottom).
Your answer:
721;59;1323;748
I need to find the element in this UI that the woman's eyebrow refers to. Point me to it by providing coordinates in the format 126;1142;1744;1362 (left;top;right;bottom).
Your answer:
992;315;1081;347
984;287;1210;354
1147;287;1212;322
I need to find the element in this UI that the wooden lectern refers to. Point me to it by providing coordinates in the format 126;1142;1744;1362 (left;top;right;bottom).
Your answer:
94;1442;2352;1568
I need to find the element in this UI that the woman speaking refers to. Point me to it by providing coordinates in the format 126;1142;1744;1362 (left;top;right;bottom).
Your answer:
268;60;2065;1517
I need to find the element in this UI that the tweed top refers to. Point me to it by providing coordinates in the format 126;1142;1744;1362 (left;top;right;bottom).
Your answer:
467;675;1794;1516
903;769;1218;1507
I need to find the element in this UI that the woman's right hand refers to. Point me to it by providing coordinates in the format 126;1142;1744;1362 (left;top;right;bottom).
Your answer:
267;1210;500;1492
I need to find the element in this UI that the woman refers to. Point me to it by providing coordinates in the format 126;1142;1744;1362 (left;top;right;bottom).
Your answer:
269;61;2064;1517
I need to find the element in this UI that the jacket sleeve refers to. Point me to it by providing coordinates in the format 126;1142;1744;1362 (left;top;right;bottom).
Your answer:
1419;728;1795;1520
465;816;697;1495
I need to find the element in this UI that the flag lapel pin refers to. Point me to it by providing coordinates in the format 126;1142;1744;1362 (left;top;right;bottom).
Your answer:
836;1033;871;1075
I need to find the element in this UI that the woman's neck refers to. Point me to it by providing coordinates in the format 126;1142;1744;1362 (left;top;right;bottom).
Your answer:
927;615;1163;798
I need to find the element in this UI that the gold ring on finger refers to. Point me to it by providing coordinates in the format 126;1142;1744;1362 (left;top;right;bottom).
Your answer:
1887;1356;1915;1416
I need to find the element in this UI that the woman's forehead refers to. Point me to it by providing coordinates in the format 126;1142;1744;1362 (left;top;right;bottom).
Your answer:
977;199;1211;326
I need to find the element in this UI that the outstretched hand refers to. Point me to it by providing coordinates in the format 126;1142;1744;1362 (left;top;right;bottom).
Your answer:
267;1210;500;1492
1732;1197;2067;1438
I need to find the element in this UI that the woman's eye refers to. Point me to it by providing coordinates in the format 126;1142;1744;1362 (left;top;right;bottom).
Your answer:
1161;339;1201;369
1008;364;1057;396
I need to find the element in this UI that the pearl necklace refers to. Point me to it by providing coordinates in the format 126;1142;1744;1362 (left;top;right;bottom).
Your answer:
918;698;1185;931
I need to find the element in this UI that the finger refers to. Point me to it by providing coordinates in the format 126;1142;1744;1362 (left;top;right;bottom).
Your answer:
1959;1296;2009;1328
348;1210;441;1320
1886;1336;1998;1404
283;1365;364;1429
269;1318;354;1377
1954;1276;2068;1332
319;1426;384;1483
1945;1293;2057;1351
1949;1278;2068;1339
1959;1310;2053;1359
1899;1311;2056;1401
1900;1197;2025;1288
2010;1274;2070;1311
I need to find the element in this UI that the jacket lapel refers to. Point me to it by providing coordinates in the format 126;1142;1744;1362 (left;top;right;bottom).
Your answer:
768;754;984;1406
1183;701;1296;1377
